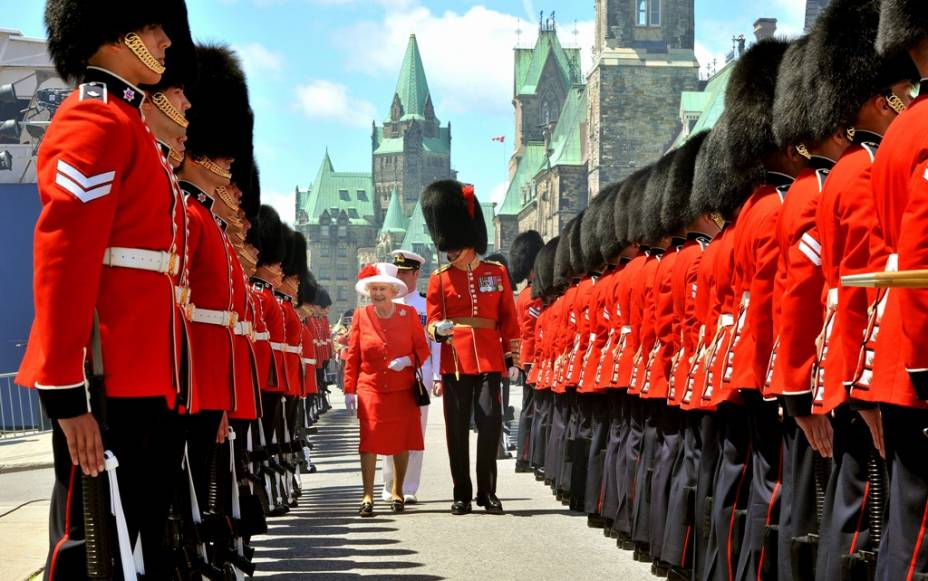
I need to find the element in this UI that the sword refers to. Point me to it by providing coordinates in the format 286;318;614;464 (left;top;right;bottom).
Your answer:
437;250;461;381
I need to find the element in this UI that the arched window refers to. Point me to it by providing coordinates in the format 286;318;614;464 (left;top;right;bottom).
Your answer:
637;0;660;26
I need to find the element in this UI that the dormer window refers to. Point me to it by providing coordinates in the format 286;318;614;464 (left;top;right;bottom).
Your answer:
637;0;660;27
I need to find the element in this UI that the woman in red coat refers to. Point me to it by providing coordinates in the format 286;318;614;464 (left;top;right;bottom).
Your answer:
344;263;429;516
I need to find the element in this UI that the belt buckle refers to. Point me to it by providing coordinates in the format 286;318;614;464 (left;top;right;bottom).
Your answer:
228;311;239;329
183;303;195;322
175;286;190;306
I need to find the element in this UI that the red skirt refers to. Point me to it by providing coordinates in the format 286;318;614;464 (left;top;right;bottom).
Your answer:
357;388;424;455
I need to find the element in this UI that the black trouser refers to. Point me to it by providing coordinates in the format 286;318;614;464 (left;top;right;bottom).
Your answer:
876;404;928;580
442;373;503;502
584;393;610;515
777;415;821;581
260;391;284;449
661;409;704;570
649;402;682;561
45;397;185;581
616;395;644;536
558;389;580;494
816;406;873;581
530;389;552;469
694;410;722;581
185;411;225;513
600;391;628;523
632;399;661;546
545;392;570;485
516;369;535;466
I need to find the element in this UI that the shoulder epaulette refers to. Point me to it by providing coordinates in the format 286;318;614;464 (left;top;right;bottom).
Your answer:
79;82;107;103
483;260;504;268
433;264;452;275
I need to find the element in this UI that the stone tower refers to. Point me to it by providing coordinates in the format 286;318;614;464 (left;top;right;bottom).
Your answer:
372;34;453;224
804;0;831;32
587;0;700;194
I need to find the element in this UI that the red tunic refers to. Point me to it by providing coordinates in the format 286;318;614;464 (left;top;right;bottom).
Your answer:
642;244;682;399
344;304;429;455
250;279;282;392
185;186;236;413
526;306;545;386
681;234;721;412
229;256;260;421
300;322;318;395
18;69;189;417
594;265;625;390
630;252;663;394
567;277;596;389
516;286;542;367
280;298;304;397
555;285;580;391
702;227;738;407
426;260;520;376
668;236;710;406
613;253;648;388
581;270;616;391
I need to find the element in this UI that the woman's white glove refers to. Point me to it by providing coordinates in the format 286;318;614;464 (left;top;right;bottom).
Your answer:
344;393;357;411
388;356;413;371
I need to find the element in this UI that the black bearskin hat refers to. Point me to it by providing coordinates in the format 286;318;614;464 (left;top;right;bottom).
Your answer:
313;288;332;309
615;166;652;244
877;0;928;58
722;38;790;200
580;204;604;273
283;230;308;279
421;180;488;254
568;210;587;275
533;236;560;301
554;217;579;290
184;44;252;162
641;152;676;247
240;163;261;225
509;230;545;285
597;182;624;262
298;270;318;307
809;0;920;139
692;117;759;221
773;37;816;148
139;0;195;92
662;131;709;234
45;0;180;83
255;205;285;267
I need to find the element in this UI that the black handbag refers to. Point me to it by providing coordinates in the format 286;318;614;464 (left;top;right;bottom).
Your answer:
412;351;431;407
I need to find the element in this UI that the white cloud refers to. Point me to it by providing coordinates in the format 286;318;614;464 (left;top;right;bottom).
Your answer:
489;180;508;206
263;190;296;225
294;80;377;128
695;40;727;80
235;42;285;79
335;3;594;117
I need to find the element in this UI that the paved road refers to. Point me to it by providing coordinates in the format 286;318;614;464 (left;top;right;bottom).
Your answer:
0;467;54;581
251;386;653;580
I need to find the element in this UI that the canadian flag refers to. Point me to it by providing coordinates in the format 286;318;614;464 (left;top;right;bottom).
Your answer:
491;135;505;143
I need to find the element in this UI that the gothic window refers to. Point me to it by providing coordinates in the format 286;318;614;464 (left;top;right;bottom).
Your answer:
337;286;348;301
542;100;552;125
321;245;330;257
357;190;368;201
637;0;660;26
338;243;348;257
336;264;349;280
338;189;350;201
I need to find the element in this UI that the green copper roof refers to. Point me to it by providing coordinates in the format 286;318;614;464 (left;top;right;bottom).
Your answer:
297;151;375;226
380;187;408;234
671;61;735;149
373;126;451;156
545;86;587;167
389;34;434;122
498;142;546;216
515;30;581;97
401;199;497;259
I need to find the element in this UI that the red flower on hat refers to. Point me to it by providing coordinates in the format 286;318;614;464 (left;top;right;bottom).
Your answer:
358;264;379;280
461;184;476;218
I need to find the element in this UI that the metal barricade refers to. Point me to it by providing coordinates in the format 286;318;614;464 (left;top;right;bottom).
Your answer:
0;372;50;438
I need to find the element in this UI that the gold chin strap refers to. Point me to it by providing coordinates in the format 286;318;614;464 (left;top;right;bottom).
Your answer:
168;149;184;165
151;92;188;128
192;156;232;180
124;33;166;75
846;127;857;142
796;144;812;160
710;212;725;230
886;93;907;115
215;186;239;210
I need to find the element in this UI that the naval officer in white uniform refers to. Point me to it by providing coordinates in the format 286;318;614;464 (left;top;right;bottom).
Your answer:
381;249;441;503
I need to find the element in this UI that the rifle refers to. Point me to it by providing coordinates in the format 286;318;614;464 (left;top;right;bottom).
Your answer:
84;311;114;579
842;269;928;288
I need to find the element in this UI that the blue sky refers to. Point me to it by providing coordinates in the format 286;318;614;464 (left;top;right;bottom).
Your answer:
2;0;807;222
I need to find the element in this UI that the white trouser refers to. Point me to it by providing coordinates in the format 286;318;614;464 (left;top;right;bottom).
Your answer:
381;404;429;498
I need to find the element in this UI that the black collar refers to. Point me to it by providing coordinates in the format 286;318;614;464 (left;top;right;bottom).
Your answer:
687;231;712;242
275;291;292;303
809;155;836;171
180;180;215;211
853;129;883;147
250;277;272;291
765;171;795;188
920;79;928;96
84;67;145;109
619;256;633;265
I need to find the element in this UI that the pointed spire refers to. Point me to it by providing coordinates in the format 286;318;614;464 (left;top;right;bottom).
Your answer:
389;34;435;122
381;187;408;234
320;149;334;174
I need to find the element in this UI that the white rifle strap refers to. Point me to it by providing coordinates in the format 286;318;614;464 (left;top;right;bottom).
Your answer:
103;450;139;581
182;445;209;562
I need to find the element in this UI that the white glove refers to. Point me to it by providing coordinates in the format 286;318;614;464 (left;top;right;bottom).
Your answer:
344;393;357;410
508;366;520;382
434;320;455;337
388;356;413;372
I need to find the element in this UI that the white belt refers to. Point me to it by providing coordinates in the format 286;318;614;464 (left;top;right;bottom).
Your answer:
190;307;237;328
720;314;735;327
175;285;191;305
620;325;632;335
103;247;179;276
284;345;302;354
254;331;270;341
589;333;597;342
827;287;839;309
232;320;253;337
302;358;317;366
271;342;287;352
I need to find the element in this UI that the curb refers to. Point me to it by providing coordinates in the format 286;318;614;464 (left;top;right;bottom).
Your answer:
0;462;54;475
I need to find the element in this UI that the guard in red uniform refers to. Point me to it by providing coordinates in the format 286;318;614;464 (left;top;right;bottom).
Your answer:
509;230;545;474
866;2;928;577
16;1;192;577
423;180;520;515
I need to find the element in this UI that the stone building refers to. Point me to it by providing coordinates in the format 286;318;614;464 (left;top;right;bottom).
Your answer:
494;20;589;255
804;0;831;32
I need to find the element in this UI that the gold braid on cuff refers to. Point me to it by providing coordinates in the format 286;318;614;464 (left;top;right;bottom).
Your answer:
152;92;189;128
192;156;232;180
124;33;166;75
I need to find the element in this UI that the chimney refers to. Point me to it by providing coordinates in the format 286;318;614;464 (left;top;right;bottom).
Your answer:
753;18;778;42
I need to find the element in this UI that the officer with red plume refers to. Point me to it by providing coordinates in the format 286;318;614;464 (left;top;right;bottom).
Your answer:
423;180;520;515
